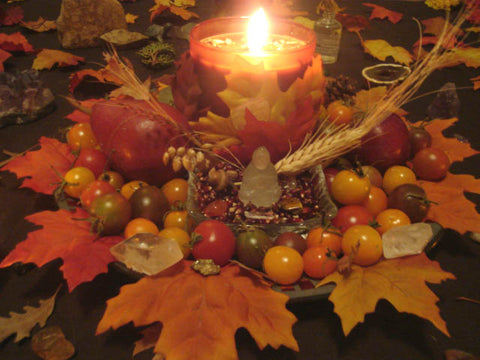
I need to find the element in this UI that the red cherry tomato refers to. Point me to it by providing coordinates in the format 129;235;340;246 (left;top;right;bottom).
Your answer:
331;205;374;233
412;147;450;181
74;148;108;178
302;245;337;279
191;220;236;266
80;179;116;209
66;122;98;151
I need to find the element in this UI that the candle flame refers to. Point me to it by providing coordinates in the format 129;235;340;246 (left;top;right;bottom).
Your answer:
247;8;268;54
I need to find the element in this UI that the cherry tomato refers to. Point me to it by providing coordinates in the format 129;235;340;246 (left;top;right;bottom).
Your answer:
129;185;170;225
163;210;191;231
388;183;430;222
191;220;236;266
361;165;383;188
64;166;96;198
98;171;125;190
361;186;388;217
124;218;159;239
375;208;411;235
237;228;273;268
409;127;432;156
203;199;229;219
263;246;304;285
331;205;374;233
90;192;132;235
412;147;450;181
326;100;354;126
306;226;342;255
274;232;307;255
161;178;188;206
382;165;417;194
158;227;191;258
74;148;108;177
323;167;340;194
342;225;383;266
66;122;98;151
331;170;371;205
302;245;337;279
80;179;116;209
120;180;148;200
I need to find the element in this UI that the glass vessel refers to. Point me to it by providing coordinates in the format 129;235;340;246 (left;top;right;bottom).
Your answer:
314;2;342;64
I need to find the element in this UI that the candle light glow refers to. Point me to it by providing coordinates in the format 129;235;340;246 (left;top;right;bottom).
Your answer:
247;8;269;55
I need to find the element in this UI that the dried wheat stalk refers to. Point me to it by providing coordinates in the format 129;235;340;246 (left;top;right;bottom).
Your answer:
275;7;471;175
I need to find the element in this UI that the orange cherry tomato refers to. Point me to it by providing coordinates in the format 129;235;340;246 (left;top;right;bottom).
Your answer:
326;100;354;126
158;227;191;258
361;186;388;217
302;245;338;279
120;180;148;200
98;171;125;190
161;178;188;205
341;225;383;266
163;210;191;231
375;208;411;235
66;122;98;151
64;166;96;198
306;226;342;255
382;165;416;194
331;169;371;205
263;246;304;285
124;218;159;239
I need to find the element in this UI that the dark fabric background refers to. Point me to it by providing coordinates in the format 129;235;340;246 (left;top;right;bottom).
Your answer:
0;1;479;359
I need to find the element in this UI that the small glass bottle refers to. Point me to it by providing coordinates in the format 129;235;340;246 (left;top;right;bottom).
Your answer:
314;2;342;64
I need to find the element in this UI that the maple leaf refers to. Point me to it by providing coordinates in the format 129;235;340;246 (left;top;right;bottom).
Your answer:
440;47;480;68
413;36;457;50
20;17;57;32
69;68;122;93
97;262;298;360
32;49;85;70
363;3;403;24
0;289;58;342
125;13;138;24
471;75;480;90
65;99;103;123
0;5;24;26
2;137;75;195
318;254;456;336
363;39;413;65
0;48;12;72
149;1;199;22
0;209;123;291
0;32;33;52
422;17;464;37
336;13;370;33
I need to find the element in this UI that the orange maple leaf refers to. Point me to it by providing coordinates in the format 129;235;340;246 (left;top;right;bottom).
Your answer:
363;3;403;24
0;208;123;291
2;137;75;195
97;262;299;359
471;75;480;90
421;17;464;38
169;4;199;20
32;49;84;70
65;99;103;123
69;68;123;93
0;32;34;52
20;17;57;32
125;13;138;23
318;254;455;336
0;49;12;72
362;39;413;65
336;13;370;33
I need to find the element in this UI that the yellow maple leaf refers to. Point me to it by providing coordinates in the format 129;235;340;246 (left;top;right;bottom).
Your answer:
318;254;455;336
443;47;480;68
363;39;413;65
32;49;84;70
97;262;298;360
125;13;138;24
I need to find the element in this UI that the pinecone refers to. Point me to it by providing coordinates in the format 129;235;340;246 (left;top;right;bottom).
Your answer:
325;75;359;105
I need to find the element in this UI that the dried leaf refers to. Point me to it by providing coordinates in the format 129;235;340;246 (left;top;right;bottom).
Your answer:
100;29;148;47
422;17;464;38
133;323;163;356
32;49;84;70
363;39;413;65
0;5;24;25
353;86;387;113
65;99;102;123
0;209;123;291
442;47;480;68
336;13;370;33
69;66;124;93
0;289;58;342
150;1;199;22
2;137;75;195
471;75;480;90
97;262;298;359
31;326;75;360
125;13;138;24
363;3;403;24
318;254;455;336
0;48;12;72
169;4;199;20
465;26;480;33
0;32;34;52
20;17;57;32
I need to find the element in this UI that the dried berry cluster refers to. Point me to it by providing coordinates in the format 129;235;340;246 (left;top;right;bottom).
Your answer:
325;75;359;105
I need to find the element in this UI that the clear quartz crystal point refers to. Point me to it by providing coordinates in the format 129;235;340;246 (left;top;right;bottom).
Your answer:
110;233;184;275
382;223;434;259
238;146;282;208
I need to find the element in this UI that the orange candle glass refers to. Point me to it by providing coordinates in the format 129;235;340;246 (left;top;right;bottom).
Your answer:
189;16;316;117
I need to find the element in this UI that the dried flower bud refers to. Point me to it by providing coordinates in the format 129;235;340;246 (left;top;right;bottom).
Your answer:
196;151;205;164
176;147;186;156
187;148;196;157
182;154;194;172
167;146;176;156
172;156;182;172
162;152;170;165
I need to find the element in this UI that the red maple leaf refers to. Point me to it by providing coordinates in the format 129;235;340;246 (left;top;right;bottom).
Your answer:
0;5;24;26
0;49;11;72
336;13;370;33
65;99;103;123
0;208;123;291
363;3;403;24
0;32;34;52
2;137;75;195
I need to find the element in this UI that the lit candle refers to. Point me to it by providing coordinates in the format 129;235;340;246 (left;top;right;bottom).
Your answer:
189;9;316;117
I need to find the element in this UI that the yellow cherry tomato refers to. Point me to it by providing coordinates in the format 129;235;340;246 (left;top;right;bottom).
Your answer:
64;166;95;198
124;218;159;239
158;227;191;258
120;180;148;200
382;165;416;194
